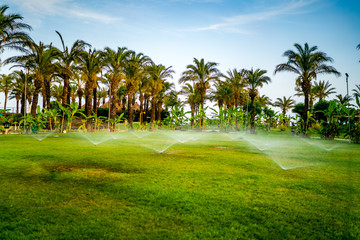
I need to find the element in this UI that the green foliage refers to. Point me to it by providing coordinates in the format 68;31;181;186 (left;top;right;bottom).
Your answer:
97;107;109;117
313;100;330;122
292;103;305;117
344;95;360;143
163;105;190;129
318;100;344;140
109;113;125;131
210;106;245;132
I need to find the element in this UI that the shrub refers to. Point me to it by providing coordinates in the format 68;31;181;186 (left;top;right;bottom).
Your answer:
278;124;286;131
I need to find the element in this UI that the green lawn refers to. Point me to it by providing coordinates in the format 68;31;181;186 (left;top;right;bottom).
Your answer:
0;131;359;239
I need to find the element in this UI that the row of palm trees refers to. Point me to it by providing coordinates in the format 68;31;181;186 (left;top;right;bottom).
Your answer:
0;4;359;133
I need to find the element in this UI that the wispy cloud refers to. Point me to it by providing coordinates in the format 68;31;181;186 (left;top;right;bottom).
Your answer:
190;0;318;33
7;0;120;24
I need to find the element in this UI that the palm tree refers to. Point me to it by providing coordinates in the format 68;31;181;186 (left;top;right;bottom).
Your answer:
180;58;219;127
275;43;340;132
103;47;130;121
5;41;60;116
312;80;336;101
163;89;181;110
0;5;32;62
10;70;32;115
70;84;77;103
72;72;84;108
55;31;90;105
157;81;175;122
179;83;200;127
273;96;295;123
336;94;352;105
51;84;63;102
0;73;13;109
246;68;271;133
78;49;104;131
117;84;127;113
210;81;232;110
256;94;271;108
223;68;247;108
123;51;150;129
353;84;360;98
180;58;219;109
357;44;360;62
9;72;22;113
147;63;174;126
97;87;108;107
294;85;317;113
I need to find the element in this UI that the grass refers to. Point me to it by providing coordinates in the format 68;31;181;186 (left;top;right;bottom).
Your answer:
0;131;359;239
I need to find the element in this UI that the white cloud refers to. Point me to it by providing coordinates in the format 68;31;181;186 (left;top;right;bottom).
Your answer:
191;0;318;33
7;0;120;24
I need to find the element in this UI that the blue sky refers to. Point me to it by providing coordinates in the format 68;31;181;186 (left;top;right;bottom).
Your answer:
1;0;360;110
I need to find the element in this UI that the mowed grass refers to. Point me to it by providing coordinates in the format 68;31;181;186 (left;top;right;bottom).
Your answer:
0;131;359;239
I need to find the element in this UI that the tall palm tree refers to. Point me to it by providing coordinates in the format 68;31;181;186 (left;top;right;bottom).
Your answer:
246;68;271;133
78;49;104;131
223;68;247;108
157;81;175;122
123;51;150;129
10;70;32;115
180;58;219;109
9;72;22;113
273;96;295;123
357;44;360;62
137;73;149;125
312;80;336;101
275;43;340;132
5;41;60;116
0;5;32;63
55;31;90;105
103;47;130;121
210;81;233;110
0;73;13;109
147;63;174;126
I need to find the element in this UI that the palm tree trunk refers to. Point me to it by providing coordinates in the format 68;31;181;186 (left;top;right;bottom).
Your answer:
110;80;117;121
145;96;150;123
21;92;25;116
85;82;93;131
190;104;195;128
200;91;206;128
45;79;51;109
127;93;133;129
151;97;156;126
62;74;70;105
93;87;97;114
302;80;311;133
31;87;40;117
250;96;256;134
156;100;162;123
139;92;144;125
4;91;8;109
78;96;82;108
